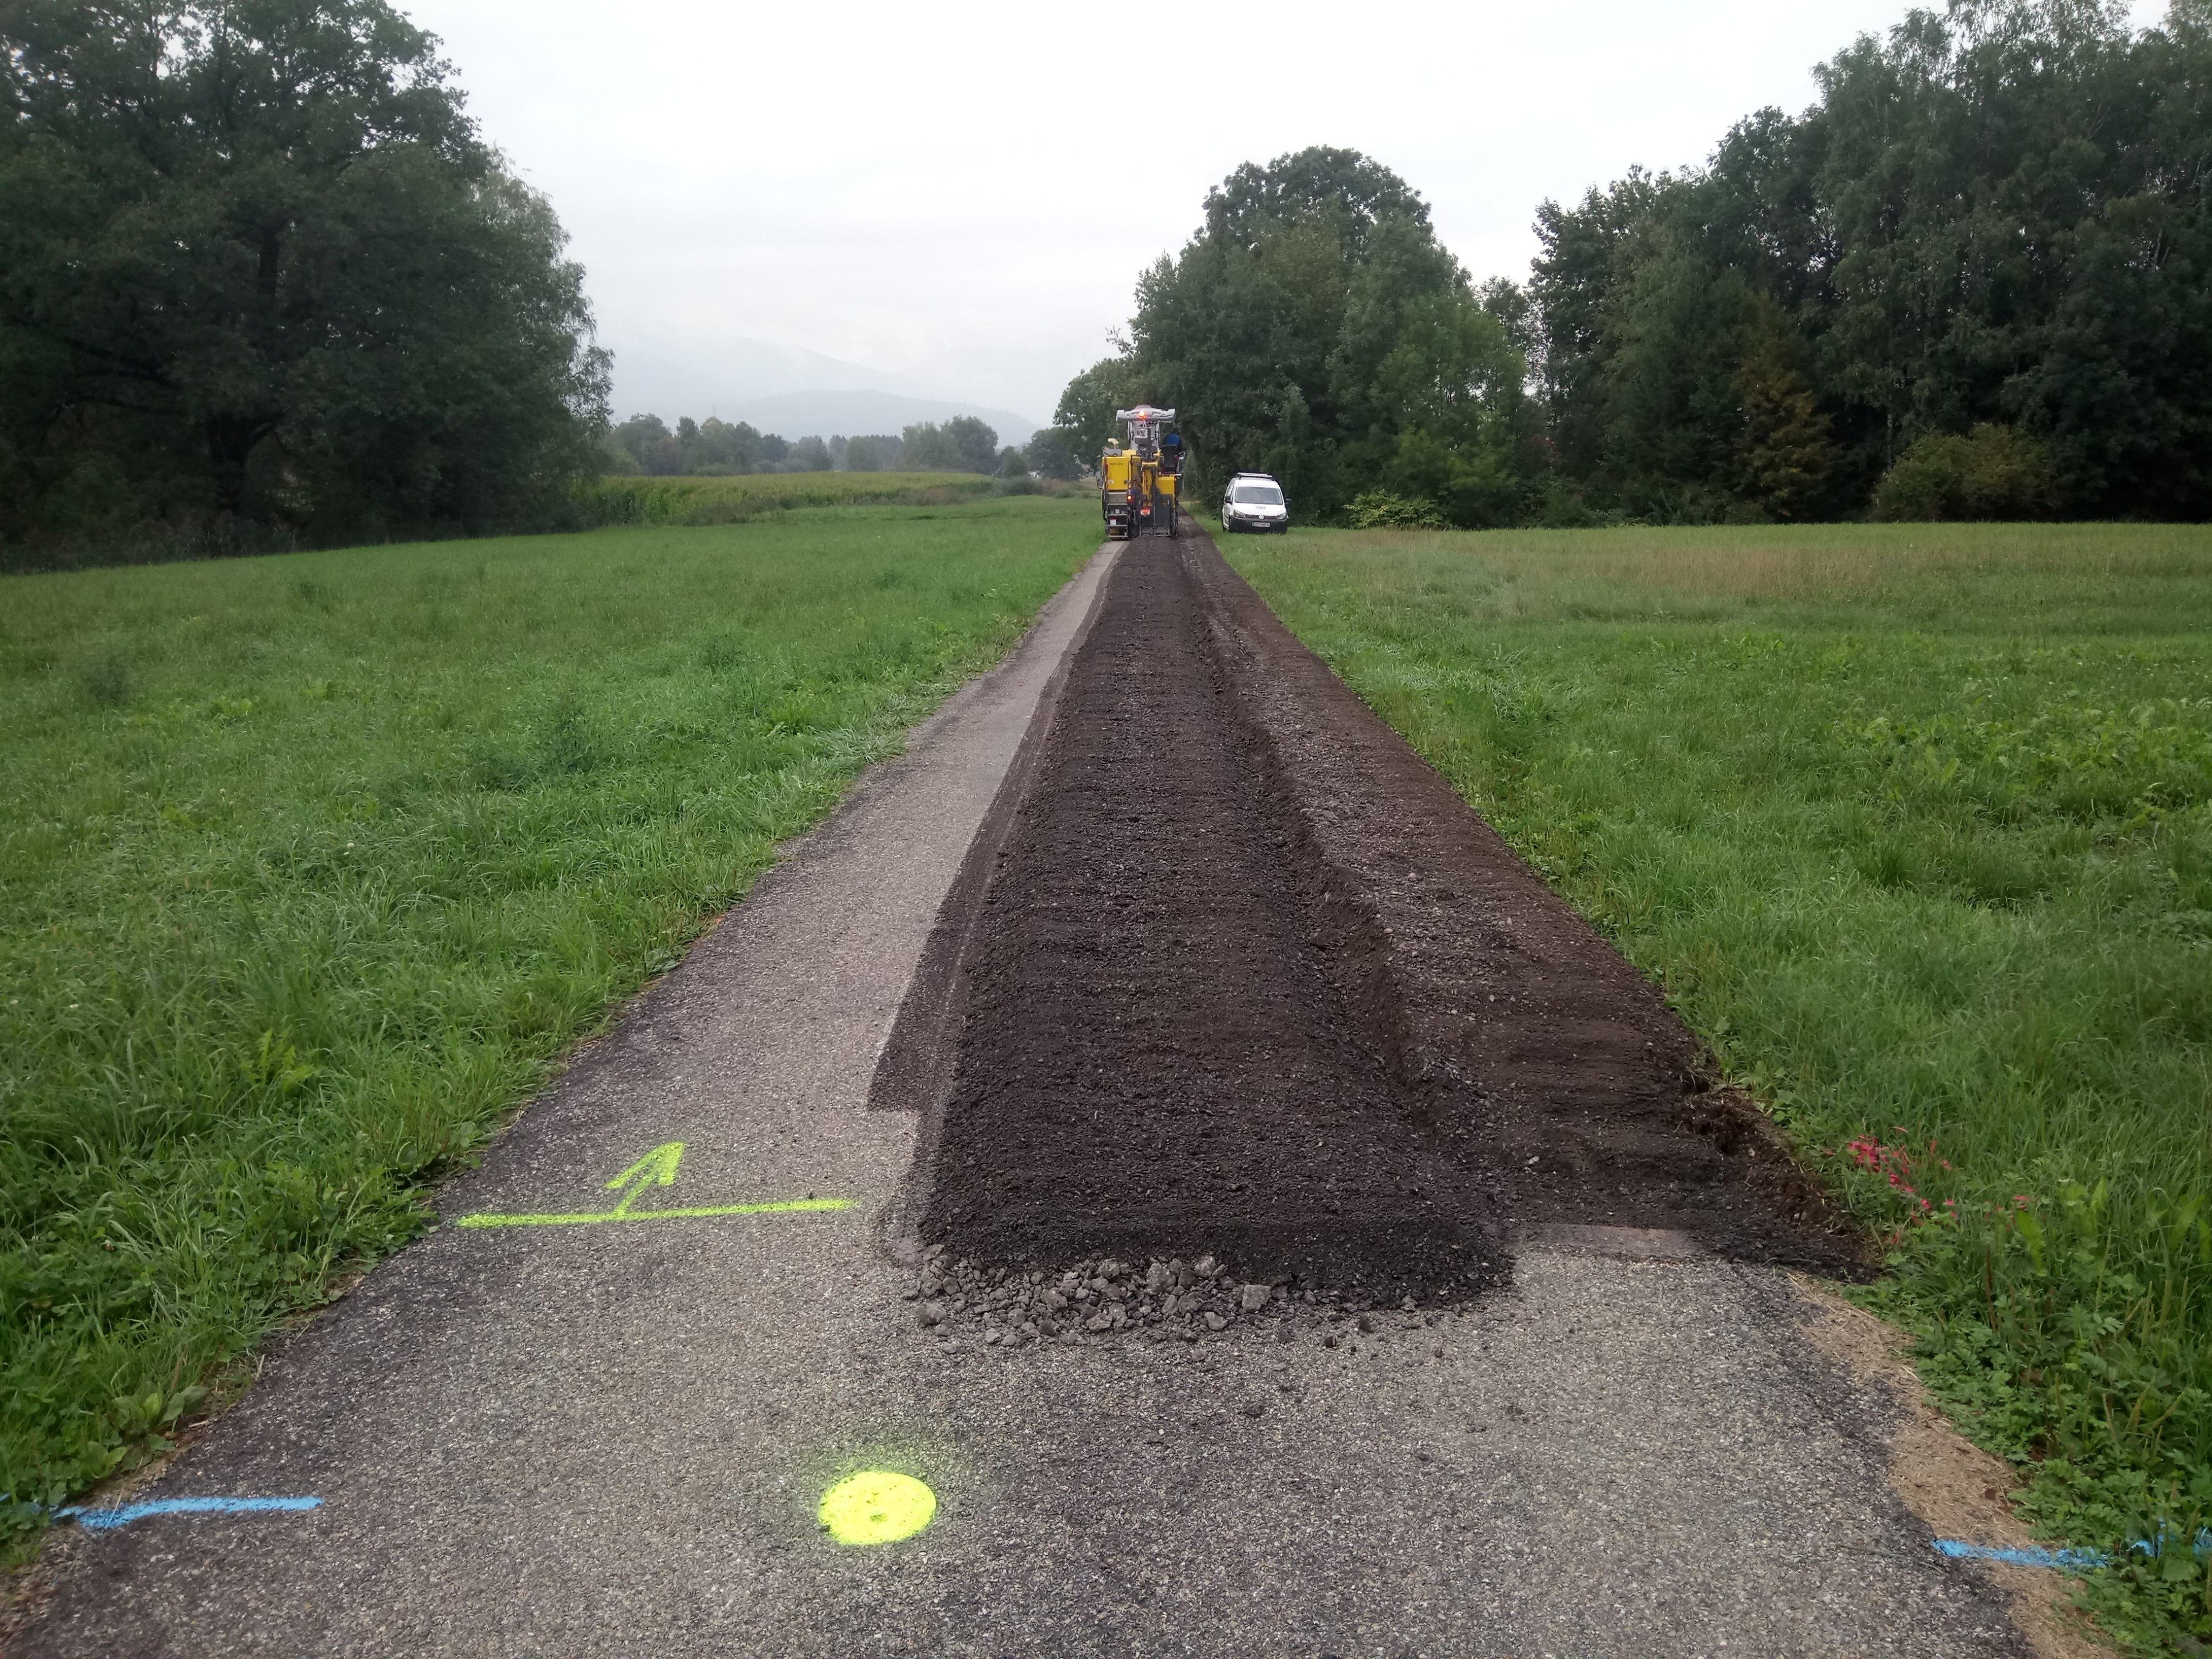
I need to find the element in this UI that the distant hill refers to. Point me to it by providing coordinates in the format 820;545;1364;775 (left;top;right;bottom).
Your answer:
715;389;1047;446
608;332;887;411
603;330;1048;444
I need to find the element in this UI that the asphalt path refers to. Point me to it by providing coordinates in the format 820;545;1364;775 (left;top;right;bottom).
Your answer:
17;541;2088;1658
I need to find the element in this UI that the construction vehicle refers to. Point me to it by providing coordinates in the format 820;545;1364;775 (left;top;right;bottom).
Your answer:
1100;406;1183;538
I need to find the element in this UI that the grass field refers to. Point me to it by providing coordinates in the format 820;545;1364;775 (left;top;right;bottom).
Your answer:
576;470;1000;527
1230;521;2212;1650
0;494;1100;1544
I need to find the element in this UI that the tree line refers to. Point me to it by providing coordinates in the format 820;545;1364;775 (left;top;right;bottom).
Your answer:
1060;0;2212;525
602;414;1082;480
0;4;1081;565
17;0;2189;564
2;0;607;564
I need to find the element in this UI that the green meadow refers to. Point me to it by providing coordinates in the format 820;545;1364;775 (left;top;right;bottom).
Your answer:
0;495;1099;1541
12;499;2210;1643
574;469;1002;527
1231;521;2212;1648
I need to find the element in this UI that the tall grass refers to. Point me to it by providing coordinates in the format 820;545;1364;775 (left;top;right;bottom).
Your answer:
1232;521;2212;1652
0;496;1100;1543
575;471;995;526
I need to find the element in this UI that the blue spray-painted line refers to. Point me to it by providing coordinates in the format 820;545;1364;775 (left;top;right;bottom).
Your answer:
1936;1521;2212;1574
55;1496;321;1531
1934;1539;2108;1573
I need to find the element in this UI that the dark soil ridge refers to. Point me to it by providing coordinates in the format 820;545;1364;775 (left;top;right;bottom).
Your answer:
1181;535;1865;1274
875;531;1862;1306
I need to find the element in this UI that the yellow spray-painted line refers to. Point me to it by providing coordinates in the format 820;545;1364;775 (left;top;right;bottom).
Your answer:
457;1198;853;1229
451;1140;853;1230
450;1138;920;1550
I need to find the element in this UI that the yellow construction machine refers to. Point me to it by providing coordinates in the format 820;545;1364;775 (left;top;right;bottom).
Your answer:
1100;405;1184;538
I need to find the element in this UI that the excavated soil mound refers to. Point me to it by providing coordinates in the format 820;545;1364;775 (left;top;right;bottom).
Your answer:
881;532;1860;1304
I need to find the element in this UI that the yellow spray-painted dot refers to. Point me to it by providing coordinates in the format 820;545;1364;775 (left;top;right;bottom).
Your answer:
819;1470;936;1546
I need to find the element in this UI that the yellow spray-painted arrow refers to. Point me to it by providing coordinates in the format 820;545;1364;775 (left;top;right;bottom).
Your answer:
455;1141;852;1230
606;1142;686;1215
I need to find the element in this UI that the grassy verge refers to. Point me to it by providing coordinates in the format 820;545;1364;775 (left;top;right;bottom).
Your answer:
0;495;1101;1545
575;470;997;525
1228;522;2212;1653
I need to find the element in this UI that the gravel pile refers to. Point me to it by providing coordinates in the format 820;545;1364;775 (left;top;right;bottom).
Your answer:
903;1244;1452;1349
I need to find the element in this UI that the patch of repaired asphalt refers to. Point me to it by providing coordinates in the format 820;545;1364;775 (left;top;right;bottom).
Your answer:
17;541;2044;1659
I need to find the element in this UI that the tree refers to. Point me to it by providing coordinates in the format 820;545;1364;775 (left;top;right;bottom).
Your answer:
901;422;957;470
900;418;996;473
1024;428;1080;479
611;413;761;475
1733;299;1837;519
1805;0;2212;515
1871;423;2057;519
1528;168;1681;488
1051;358;1142;463
787;435;832;471
0;0;607;557
759;432;790;467
694;417;761;473
614;415;680;476
1527;1;2212;521
1074;147;1528;523
945;415;999;473
597;429;639;475
1201;145;1430;262
997;446;1029;477
1599;241;1760;515
845;433;900;471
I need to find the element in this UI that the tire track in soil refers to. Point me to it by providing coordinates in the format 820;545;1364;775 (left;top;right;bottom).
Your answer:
894;531;1859;1300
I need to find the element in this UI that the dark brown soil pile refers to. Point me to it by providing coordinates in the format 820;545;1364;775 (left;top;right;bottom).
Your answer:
881;532;1862;1304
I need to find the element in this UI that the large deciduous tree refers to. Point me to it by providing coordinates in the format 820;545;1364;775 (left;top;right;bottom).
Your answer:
1075;146;1529;524
0;0;609;559
1050;356;1145;464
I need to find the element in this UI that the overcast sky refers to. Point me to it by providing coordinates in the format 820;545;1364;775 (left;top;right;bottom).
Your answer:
409;0;2165;430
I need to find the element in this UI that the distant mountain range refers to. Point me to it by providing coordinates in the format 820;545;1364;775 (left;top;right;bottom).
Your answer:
711;389;1048;446
605;330;1047;444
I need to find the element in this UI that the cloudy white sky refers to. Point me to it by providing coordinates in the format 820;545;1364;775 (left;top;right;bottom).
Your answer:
410;0;2165;431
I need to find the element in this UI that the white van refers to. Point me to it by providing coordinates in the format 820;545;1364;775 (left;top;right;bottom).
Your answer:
1220;473;1289;534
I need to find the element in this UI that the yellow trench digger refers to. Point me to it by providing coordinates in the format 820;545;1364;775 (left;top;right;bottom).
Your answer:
1101;405;1184;538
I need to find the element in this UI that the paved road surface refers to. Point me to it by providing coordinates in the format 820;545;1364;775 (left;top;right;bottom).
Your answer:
19;544;2067;1658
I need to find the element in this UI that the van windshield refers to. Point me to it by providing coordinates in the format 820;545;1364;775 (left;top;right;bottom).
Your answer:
1232;483;1283;506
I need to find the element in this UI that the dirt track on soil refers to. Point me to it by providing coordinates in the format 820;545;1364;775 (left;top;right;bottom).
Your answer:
891;530;1860;1299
